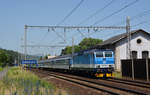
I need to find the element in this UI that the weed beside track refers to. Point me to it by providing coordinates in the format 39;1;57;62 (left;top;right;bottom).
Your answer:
0;67;55;95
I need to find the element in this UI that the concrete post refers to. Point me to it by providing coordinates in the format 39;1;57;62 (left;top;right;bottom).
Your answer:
132;59;134;80
146;58;149;81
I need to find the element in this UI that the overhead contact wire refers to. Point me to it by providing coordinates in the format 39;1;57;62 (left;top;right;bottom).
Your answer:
92;0;139;26
57;0;85;26
78;0;115;25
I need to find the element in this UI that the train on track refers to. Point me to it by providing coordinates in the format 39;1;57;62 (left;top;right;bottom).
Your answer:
32;49;115;78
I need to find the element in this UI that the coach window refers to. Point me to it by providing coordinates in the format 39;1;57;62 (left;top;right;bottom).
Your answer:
132;51;137;59
142;51;149;59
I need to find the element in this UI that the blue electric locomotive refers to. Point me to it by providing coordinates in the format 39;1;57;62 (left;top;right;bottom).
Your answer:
71;49;114;77
37;49;114;78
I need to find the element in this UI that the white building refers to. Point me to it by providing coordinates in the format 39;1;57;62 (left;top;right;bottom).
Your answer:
96;29;150;71
48;56;56;59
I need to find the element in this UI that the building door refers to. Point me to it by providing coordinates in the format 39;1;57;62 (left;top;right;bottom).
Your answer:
132;51;137;59
142;51;149;59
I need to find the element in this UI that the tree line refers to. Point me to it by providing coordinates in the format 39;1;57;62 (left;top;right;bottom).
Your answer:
61;38;103;55
0;49;19;67
0;48;39;67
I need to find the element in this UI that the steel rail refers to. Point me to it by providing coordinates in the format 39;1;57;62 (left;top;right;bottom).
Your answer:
110;77;150;87
33;69;149;95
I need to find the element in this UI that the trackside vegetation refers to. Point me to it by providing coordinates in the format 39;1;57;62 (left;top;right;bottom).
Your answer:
112;71;122;78
0;48;40;67
0;67;56;95
0;67;3;71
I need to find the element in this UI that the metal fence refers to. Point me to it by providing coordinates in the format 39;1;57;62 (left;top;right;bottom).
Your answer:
121;59;150;81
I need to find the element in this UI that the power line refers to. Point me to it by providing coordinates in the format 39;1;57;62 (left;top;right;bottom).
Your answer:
51;28;65;41
21;45;66;48
132;19;150;27
57;0;85;25
26;25;126;29
92;0;139;25
25;25;126;46
131;10;150;21
35;28;50;45
113;9;150;26
77;28;86;38
78;0;115;25
37;0;85;44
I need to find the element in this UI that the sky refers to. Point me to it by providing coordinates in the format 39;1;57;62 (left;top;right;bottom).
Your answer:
0;0;150;56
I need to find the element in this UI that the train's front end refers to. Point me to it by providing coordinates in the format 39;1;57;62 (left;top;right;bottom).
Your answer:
94;50;114;78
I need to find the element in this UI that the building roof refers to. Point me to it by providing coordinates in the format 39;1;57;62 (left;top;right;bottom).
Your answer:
97;29;150;47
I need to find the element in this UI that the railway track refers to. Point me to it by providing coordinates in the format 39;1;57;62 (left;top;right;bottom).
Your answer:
31;69;150;95
107;77;150;89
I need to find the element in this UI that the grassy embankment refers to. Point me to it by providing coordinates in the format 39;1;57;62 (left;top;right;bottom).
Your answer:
0;67;3;71
0;67;65;95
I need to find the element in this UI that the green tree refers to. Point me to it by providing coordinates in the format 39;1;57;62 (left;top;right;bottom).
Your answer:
61;38;103;55
40;56;43;60
74;45;80;53
47;54;51;56
0;50;8;67
61;46;72;55
44;55;48;59
79;38;103;50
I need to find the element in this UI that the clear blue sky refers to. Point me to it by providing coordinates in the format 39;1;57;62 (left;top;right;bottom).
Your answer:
0;0;150;56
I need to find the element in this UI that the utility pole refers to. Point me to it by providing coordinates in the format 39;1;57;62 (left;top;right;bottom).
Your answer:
64;28;66;43
126;16;131;59
72;37;74;68
88;28;90;38
24;25;27;60
18;50;19;66
72;37;74;56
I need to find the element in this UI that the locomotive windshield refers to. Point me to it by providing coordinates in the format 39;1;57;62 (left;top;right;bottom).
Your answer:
96;52;103;57
96;51;113;57
105;51;112;57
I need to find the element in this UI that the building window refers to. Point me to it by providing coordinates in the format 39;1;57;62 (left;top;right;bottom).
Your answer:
137;39;142;44
132;51;137;59
142;51;149;59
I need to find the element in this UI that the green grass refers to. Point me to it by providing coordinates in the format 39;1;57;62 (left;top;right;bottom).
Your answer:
0;67;56;95
0;67;3;71
112;71;122;78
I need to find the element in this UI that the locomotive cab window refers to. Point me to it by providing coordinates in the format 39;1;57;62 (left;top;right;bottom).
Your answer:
105;51;112;57
96;52;103;57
